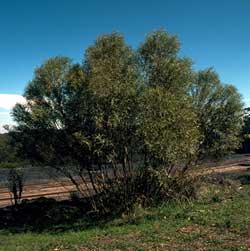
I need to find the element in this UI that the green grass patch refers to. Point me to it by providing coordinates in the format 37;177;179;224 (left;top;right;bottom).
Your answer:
1;179;250;250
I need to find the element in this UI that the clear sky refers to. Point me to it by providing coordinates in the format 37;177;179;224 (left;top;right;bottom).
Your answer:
0;0;250;129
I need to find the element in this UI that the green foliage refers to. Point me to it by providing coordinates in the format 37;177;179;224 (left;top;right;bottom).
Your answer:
84;32;139;167
139;87;199;169
137;30;200;171
0;134;27;169
191;68;244;160
138;30;194;94
0;134;15;163
11;58;91;165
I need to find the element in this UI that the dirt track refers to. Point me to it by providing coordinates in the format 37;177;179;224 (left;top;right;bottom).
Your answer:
1;155;250;208
194;155;250;176
0;180;78;207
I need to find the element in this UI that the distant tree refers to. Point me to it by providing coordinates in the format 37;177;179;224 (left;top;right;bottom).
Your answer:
0;133;26;168
191;68;244;160
0;134;14;163
0;134;9;161
238;107;250;153
241;108;250;135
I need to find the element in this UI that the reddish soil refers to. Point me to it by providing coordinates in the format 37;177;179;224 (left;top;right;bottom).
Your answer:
1;155;250;208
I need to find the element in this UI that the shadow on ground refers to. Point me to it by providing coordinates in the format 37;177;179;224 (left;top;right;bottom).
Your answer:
0;196;115;234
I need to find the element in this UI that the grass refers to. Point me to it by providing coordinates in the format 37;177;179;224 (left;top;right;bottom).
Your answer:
1;175;250;250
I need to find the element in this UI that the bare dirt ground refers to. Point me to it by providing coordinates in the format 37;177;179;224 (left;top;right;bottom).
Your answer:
194;155;250;176
1;155;250;208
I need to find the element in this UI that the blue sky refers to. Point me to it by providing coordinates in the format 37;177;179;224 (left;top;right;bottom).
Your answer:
0;0;250;128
